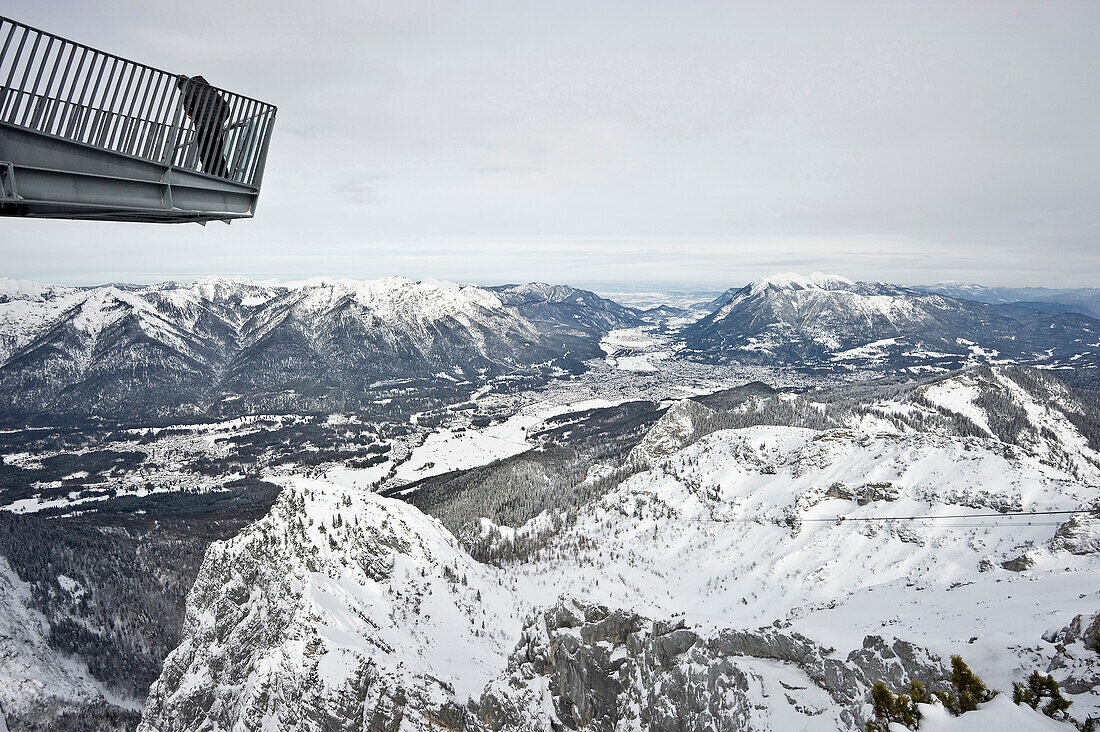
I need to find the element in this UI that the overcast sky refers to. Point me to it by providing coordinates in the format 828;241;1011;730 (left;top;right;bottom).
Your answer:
2;1;1098;289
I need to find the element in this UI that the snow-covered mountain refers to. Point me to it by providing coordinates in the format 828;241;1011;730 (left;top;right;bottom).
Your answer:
919;281;1100;319
689;365;1100;483
489;282;643;336
0;556;139;731
125;365;1099;730
478;403;1100;728
0;277;623;421
683;273;1100;374
3;268;1098;730
140;478;522;732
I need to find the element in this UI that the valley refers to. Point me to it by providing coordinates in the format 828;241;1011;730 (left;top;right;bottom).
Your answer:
0;274;1097;731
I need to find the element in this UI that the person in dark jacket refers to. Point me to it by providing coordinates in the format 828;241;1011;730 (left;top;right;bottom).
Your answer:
176;75;230;178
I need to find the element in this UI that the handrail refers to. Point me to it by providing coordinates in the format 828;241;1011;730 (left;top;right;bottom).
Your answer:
0;15;276;188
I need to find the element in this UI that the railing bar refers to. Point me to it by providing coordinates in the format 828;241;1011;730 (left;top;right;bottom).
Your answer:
147;72;177;161
96;55;120;112
243;100;261;183
0;20;18;81
43;41;76;132
254;107;276;185
72;48;96;111
102;58;133;147
39;37;64;102
121;63;142;120
232;94;255;180
63;46;88;106
126;67;156;155
250;110;276;191
81;52;109;141
59;46;89;136
156;73;179;129
106;62;138;149
91;55;119;145
257;110;276;186
232;97;253;183
240;102;262;185
191;79;214;174
43;42;70;131
3;27;31;121
162;86;188;169
135;77;159;158
215;91;245;179
173;79;195;169
220;92;243;180
78;56;102;142
191;80;225;177
3;24;28;92
211;88;236;177
242;99;265;185
17;31;46;127
69;51;97;139
27;36;60;128
245;104;268;186
225;94;249;180
17;29;41;92
0;21;20;119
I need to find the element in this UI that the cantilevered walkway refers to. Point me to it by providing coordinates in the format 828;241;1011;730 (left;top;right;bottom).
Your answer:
0;16;276;223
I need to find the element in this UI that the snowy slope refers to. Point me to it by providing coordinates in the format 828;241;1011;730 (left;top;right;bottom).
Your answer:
490;282;643;336
129;359;1100;730
0;278;83;364
684;273;1100;372
627;397;715;467
500;425;1100;718
703;365;1100;484
139;477;522;732
0;276;602;420
141;424;1099;729
0;556;139;731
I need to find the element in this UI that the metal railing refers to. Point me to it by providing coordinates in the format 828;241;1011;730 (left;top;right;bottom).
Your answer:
0;15;275;188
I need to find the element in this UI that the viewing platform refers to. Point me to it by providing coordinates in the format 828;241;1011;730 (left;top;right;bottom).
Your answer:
0;16;276;224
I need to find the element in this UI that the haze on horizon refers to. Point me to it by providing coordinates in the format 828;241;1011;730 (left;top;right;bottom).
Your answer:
2;0;1098;290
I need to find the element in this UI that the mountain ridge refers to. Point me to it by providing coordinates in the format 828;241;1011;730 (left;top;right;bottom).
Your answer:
683;273;1100;376
0;278;635;422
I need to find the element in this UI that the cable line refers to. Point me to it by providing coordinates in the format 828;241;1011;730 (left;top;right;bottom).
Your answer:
801;509;1089;522
668;508;1092;526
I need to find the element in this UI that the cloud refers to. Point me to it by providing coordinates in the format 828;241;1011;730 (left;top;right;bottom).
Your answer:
2;0;1098;288
332;178;384;204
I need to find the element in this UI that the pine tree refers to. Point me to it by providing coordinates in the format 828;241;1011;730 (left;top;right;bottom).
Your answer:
867;681;920;731
947;655;995;713
1013;671;1072;721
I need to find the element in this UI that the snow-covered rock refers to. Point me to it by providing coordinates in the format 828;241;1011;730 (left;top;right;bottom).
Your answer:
471;598;949;731
0;556;139;731
139;478;522;732
137;415;1100;729
628;398;716;468
505;424;1100;718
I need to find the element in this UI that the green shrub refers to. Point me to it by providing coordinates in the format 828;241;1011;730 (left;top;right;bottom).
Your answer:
1013;671;1073;721
946;655;996;713
866;681;921;731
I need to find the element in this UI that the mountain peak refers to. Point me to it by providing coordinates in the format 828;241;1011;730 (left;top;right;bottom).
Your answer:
0;278;78;301
746;272;855;295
